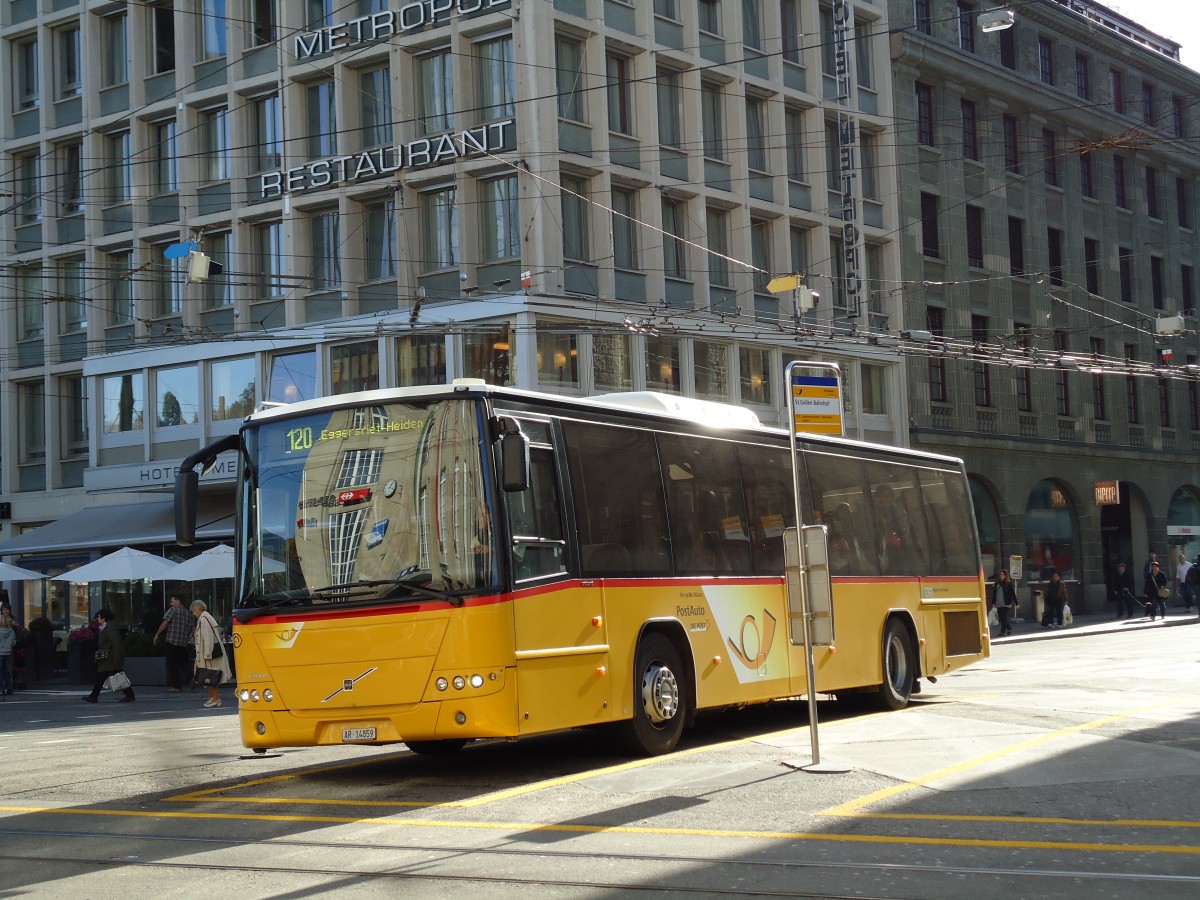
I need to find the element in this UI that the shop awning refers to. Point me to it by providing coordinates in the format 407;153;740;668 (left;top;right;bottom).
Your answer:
0;497;233;557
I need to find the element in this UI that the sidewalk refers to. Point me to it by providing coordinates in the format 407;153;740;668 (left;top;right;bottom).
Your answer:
992;605;1199;644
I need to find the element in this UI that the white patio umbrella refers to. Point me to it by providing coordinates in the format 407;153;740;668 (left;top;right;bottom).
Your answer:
0;561;46;580
170;544;236;581
51;546;180;583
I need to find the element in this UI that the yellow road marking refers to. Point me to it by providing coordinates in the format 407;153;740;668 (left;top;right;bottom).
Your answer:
821;697;1196;818
1;804;1199;855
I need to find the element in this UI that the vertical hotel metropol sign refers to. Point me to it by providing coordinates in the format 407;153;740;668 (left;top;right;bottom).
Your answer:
832;0;864;318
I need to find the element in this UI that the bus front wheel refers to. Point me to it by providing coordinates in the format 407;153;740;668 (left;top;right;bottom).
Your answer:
873;620;915;711
622;633;687;755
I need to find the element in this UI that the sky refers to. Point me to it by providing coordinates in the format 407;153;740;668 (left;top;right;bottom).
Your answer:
1107;1;1200;69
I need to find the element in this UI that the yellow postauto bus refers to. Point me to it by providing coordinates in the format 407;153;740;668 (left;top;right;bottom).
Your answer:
176;380;988;756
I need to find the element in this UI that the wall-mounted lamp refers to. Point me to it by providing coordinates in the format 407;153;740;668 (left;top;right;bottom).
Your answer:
978;9;1015;32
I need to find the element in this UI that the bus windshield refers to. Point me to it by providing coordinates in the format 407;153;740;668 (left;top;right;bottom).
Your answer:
237;398;496;616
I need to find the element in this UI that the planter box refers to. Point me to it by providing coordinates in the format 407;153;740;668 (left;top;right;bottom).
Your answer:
123;656;167;687
67;642;98;685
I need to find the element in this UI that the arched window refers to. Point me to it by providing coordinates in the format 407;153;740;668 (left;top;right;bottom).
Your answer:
969;477;1002;577
1024;479;1079;583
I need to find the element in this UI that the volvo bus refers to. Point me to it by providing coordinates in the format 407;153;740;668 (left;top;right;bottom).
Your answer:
176;379;988;756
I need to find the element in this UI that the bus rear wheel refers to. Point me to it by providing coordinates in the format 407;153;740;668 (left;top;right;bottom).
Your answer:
621;633;687;756
405;739;470;756
873;619;915;711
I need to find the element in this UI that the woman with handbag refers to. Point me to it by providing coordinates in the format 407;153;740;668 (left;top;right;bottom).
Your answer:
1144;559;1169;620
82;609;135;703
992;570;1018;636
190;600;230;708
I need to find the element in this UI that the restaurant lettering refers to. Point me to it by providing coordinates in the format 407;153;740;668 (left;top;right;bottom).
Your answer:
294;0;512;60
832;0;863;317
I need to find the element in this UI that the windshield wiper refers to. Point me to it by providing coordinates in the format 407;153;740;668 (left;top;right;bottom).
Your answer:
234;590;309;624
313;578;467;607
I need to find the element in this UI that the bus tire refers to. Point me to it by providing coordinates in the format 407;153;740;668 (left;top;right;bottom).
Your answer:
622;632;687;756
872;619;915;711
405;739;470;756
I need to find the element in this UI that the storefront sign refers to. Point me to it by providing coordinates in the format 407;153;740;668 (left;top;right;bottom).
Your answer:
832;0;863;316
260;120;514;198
293;0;512;60
1094;480;1120;505
83;453;239;491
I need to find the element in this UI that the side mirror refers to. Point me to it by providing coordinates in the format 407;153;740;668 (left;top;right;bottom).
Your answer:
500;430;530;492
175;469;199;546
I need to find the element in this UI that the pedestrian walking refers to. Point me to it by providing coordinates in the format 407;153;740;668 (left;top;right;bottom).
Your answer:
1112;562;1137;619
0;611;15;698
190;600;230;709
1143;560;1169;620
153;594;194;692
992;570;1018;636
82;608;135;703
1042;570;1067;628
1177;553;1195;611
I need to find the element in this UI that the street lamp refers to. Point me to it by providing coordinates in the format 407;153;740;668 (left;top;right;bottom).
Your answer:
979;9;1015;32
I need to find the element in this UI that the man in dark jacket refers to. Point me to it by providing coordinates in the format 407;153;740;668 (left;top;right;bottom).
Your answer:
1112;562;1137;619
82;609;134;703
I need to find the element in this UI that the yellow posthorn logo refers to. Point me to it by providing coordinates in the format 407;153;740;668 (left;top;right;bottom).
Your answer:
726;609;777;670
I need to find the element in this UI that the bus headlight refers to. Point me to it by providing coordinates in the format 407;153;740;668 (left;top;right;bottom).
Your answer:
263;689;274;702
239;689;250;702
469;674;484;688
452;675;466;690
435;677;449;692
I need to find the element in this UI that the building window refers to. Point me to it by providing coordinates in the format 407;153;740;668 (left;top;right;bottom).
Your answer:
14;36;38;110
701;81;725;159
365;198;398;281
1090;338;1107;420
1159;378;1172;428
253;93;283;172
1054;331;1071;416
418;49;454;135
961;99;978;161
1178;177;1192;229
746;96;767;172
966;206;984;268
916;82;935;146
61;375;89;456
1147;167;1160;219
203;231;232;309
463;325;513;386
56;25;81;98
920;192;941;259
251;0;275;45
57;141;83;215
861;131;878;200
1182;264;1194;308
593;332;632;392
706;208;731;288
694;341;728;401
957;2;975;53
855;21;873;88
972;315;991;406
105;251;133;325
311;211;342;290
1075;53;1090;100
305;0;334;28
555;35;585;122
152;1;176;74
268;350;317;402
1173;96;1186;138
483;175;520;262
1110;69;1124;114
201;0;227;60
820;6;836;76
785;108;805;181
927;306;946;403
1085;238;1100;295
1008;216;1024;276
1038;37;1054;85
746;0;767;48
1042;129;1059;186
654;0;678;20
1142;82;1155;124
306;80;337;158
828;233;846;309
1114;155;1128;209
156;365;199;428
914;0;931;35
1003;115;1020;174
536;327;579;388
210;357;256;421
1125;345;1140;424
397;335;447;387
1016;324;1032;411
606;52;634;135
781;0;802;64
561;174;590;263
1119;247;1133;303
14;154;41;223
103;373;145;433
103;131;130;204
739;346;772;406
60;258;86;332
102;14;128;87
478;36;515;120
1189;357;1200;430
254;221;286;298
999;28;1016;69
698;0;720;35
662;195;687;279
612;187;638;271
153;119;179;194
1151;256;1164;309
656;67;682;148
330;342;380;395
360;66;392;147
19;268;43;339
750;219;771;298
152;243;183;317
201;107;230;182
1047;227;1063;286
1080;150;1094;199
645;336;680;393
19;381;46;463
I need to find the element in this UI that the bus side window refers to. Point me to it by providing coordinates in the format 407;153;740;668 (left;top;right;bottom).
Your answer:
739;444;794;575
916;468;978;576
864;462;927;577
660;434;752;577
802;450;877;577
507;446;566;581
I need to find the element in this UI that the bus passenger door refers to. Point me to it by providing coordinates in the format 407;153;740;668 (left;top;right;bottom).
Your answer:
506;421;611;735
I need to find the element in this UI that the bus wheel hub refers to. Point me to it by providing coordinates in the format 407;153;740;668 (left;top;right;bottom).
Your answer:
641;664;679;724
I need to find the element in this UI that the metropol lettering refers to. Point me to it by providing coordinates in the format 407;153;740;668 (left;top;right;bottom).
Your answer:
294;0;512;60
259;119;515;198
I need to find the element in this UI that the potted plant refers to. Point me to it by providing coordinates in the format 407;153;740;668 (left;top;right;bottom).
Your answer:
121;631;167;687
67;619;99;685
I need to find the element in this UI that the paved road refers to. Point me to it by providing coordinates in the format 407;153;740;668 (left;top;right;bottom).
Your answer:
1;617;1197;898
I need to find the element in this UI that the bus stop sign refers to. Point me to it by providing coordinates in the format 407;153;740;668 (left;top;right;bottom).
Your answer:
790;368;844;436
